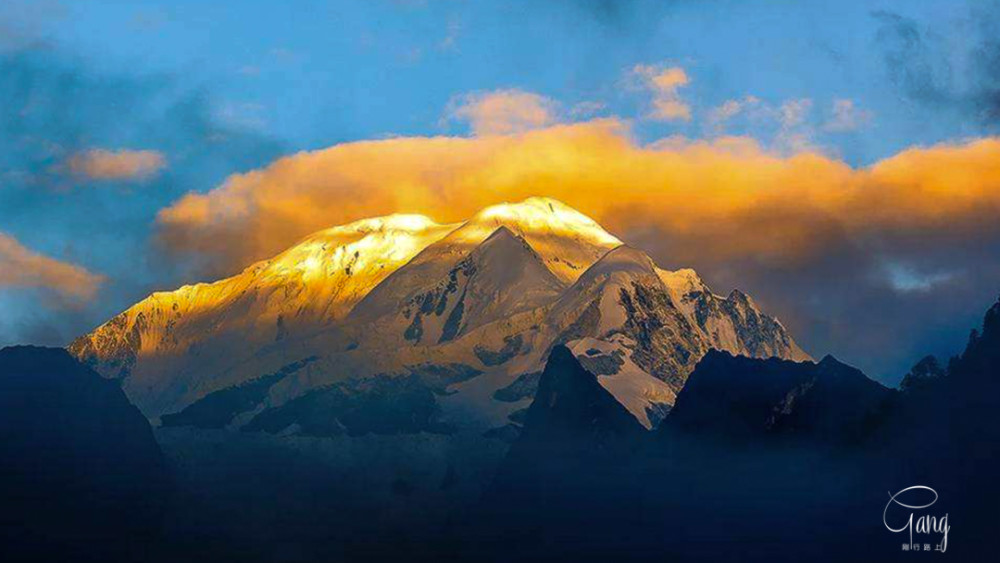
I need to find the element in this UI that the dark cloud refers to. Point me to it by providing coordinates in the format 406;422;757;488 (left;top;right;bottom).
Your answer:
0;47;284;347
873;4;1000;127
970;3;1000;123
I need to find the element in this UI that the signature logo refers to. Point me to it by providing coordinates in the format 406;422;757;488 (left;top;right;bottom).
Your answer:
883;485;950;553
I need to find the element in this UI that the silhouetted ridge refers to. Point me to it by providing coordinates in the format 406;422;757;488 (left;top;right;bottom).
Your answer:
517;345;646;447
663;350;891;444
487;344;646;516
899;355;946;391
0;346;169;561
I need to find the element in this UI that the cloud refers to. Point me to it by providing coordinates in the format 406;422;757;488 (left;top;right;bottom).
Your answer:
872;10;954;109
777;98;812;129
65;148;166;181
570;100;607;119
631;64;691;121
448;89;558;135
771;98;819;154
883;263;954;293
439;17;461;51
0;0;68;52
705;96;760;134
707;95;871;151
0;232;103;302
711;100;745;123
824;99;873;132
0;46;284;347
156;120;1000;380
703;95;816;153
216;102;268;130
156;119;1000;271
873;6;1000;128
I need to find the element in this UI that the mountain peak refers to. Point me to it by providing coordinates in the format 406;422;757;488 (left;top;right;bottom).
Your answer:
471;226;544;266
461;197;621;246
480;224;519;243
0;345;80;377
818;354;841;365
263;213;457;280
657;267;709;295
380;221;565;345
430;197;621;284
72;197;808;420
465;226;555;278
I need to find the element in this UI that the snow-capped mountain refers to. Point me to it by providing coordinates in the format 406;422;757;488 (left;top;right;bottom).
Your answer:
70;197;809;431
364;226;565;345
69;214;456;375
350;197;620;322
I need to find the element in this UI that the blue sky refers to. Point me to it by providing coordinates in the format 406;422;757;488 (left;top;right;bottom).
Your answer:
2;0;999;382
12;0;978;157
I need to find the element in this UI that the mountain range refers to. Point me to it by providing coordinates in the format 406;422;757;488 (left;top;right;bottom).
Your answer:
69;197;808;435
3;199;997;560
481;297;1000;562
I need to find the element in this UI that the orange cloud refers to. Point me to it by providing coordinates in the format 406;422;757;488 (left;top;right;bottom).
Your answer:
448;89;557;135
631;64;691;121
861;137;1000;227
67;148;166;181
0;233;104;302
156;119;1000;277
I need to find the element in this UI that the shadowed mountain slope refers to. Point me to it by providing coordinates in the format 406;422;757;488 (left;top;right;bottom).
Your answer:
0;346;170;561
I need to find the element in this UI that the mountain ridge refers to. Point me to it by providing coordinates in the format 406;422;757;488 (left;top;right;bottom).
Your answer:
70;197;808;428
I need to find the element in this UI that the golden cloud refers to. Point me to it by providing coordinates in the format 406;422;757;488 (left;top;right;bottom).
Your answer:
67;148;166;181
156;119;1000;276
448;89;557;136
0;233;104;302
631;64;691;121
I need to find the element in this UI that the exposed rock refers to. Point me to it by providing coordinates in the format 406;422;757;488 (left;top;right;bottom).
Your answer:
474;334;524;366
493;371;542;403
161;357;318;429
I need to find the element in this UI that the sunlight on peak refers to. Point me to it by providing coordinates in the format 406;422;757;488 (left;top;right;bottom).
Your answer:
471;197;621;246
132;197;622;318
310;213;444;240
269;213;460;280
355;213;440;232
276;222;453;278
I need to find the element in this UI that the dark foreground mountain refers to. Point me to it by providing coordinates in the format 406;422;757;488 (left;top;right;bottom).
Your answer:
0;346;170;562
468;297;1000;562
6;296;998;561
665;351;893;444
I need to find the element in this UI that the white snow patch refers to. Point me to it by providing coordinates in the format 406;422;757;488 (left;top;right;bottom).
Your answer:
568;337;675;430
